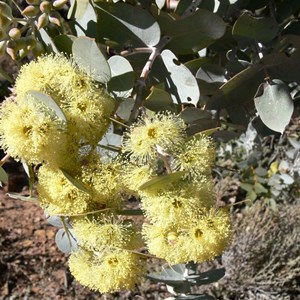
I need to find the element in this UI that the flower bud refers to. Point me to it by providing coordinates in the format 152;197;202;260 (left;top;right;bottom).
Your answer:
0;40;7;55
37;13;48;29
39;1;52;13
52;0;68;9
48;14;60;26
6;41;17;60
8;28;21;40
21;5;40;17
19;48;29;59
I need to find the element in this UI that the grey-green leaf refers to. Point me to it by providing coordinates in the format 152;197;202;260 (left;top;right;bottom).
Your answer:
55;228;78;254
139;171;186;191
72;36;111;83
7;193;38;203
27;91;67;122
60;168;91;194
0;166;8;183
161;50;200;106
107;55;134;98
254;80;293;133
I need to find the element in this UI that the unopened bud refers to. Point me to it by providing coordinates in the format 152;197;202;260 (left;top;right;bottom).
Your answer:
49;14;60;26
32;41;45;57
8;28;21;40
40;1;52;13
6;45;17;60
53;0;68;9
21;5;40;17
0;2;13;18
37;13;48;29
0;40;7;55
19;48;29;58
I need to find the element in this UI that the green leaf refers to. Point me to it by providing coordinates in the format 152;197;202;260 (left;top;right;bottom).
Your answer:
107;55;134;98
53;35;76;56
145;85;176;112
206;64;265;110
115;209;144;216
27;91;66;122
116;98;135;120
72;37;111;83
0;166;8;182
158;9;226;54
36;27;59;54
60;168;91;194
75;0;89;19
139;171;186;191
188;268;226;285
240;183;253;192
95;3;161;47
7;193;38;203
0;68;13;83
161;49;200;106
254;80;293;133
180;107;212;124
232;13;278;43
254;182;268;194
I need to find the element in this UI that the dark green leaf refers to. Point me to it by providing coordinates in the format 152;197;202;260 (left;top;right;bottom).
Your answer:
232;13;278;43
158;8;226;54
53;35;76;56
72;36;111;83
254;80;293;133
180;107;212;124
95;3;161;47
145;86;176;112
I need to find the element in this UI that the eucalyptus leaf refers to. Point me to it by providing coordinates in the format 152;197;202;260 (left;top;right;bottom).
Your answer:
254;80;293;133
0;166;8;183
158;8;226;54
27;91;67;122
107;55;134;98
7;193;38;203
55;228;78;254
116;98;135;120
75;0;89;19
155;0;165;10
232;13;278;43
47;216;71;228
0;68;13;83
145;86;175;112
180;107;212;124
72;37;111;83
36;27;59;54
161;49;200;106
60;168;91;194
95;3;161;47
53;35;76;56
139;171;186;191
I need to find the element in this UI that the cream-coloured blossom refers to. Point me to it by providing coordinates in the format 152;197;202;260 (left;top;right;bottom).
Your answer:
173;134;215;179
37;164;93;216
80;158;124;209
72;216;144;251
143;208;232;264
0;94;68;165
68;248;146;293
15;54;115;145
141;179;215;225
122;112;186;163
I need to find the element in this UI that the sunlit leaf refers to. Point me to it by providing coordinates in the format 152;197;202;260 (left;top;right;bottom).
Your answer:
55;228;78;254
27;90;67;122
72;36;111;83
161;49;200;106
254;80;293;133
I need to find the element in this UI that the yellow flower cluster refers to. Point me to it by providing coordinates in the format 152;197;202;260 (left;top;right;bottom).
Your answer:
0;54;149;292
122;112;232;265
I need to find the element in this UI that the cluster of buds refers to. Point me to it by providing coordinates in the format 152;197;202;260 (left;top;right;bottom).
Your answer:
0;0;67;60
21;0;68;28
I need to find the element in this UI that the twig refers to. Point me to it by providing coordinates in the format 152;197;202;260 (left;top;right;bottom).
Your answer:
128;36;171;122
